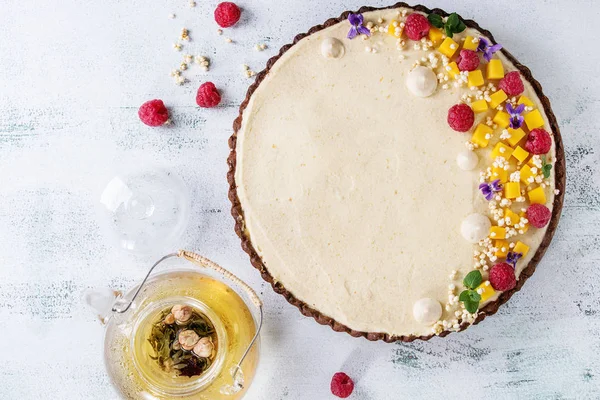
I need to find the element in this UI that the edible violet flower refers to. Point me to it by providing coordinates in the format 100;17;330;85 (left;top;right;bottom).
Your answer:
506;102;526;129
479;179;502;201
347;13;370;39
477;37;502;62
506;251;523;268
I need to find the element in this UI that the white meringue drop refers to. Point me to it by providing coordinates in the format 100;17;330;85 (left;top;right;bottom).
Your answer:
456;150;479;171
406;66;438;97
413;298;442;325
320;37;345;59
460;213;492;243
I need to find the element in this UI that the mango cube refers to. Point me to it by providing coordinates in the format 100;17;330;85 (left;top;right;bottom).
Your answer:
504;208;520;226
471;124;493;148
388;20;403;37
520;164;534;184
489;89;508;109
528;186;546;204
476;281;496;302
438;37;459;58
446;62;460;78
493;111;511;128
491;142;513;160
524;109;545;130
495;240;509;258
471;99;489;113
467;70;485;87
487;59;505;80
518;95;534;107
428;27;444;45
462;35;479;51
490;226;507;239
513;241;530;256
506;128;527;147
492;166;508;183
504;182;521;199
512;146;530;163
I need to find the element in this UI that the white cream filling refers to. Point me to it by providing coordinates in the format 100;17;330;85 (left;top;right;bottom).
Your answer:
235;8;555;336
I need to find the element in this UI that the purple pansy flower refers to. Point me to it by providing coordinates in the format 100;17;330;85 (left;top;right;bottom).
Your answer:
477;37;502;62
506;251;522;268
479;179;502;201
506;103;526;129
347;13;370;39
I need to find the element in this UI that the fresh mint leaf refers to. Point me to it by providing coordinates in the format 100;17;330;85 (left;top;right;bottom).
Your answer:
446;13;460;30
468;290;481;302
459;290;471;302
463;298;479;313
463;270;482;290
445;25;453;38
440;13;467;38
427;13;444;29
541;156;552;178
460;290;481;313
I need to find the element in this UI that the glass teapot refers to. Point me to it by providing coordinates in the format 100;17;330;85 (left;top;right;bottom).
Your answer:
84;250;262;399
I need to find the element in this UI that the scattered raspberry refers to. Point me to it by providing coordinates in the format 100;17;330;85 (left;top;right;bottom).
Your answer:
498;71;524;96
404;13;430;41
138;99;169;127
524;128;552;155
196;82;222;108
526;204;551;228
489;263;516;291
214;2;241;28
447;103;475;132
456;49;480;72
331;372;354;398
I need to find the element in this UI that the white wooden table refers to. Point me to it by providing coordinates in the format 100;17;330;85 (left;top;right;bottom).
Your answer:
1;0;599;398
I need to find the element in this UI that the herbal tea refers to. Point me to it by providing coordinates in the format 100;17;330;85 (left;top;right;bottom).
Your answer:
104;270;259;399
147;305;218;378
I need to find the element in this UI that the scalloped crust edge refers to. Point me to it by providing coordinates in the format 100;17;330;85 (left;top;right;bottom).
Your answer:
226;2;566;343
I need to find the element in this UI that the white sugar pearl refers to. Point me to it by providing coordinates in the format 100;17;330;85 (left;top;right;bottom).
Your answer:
320;37;345;59
461;213;492;243
456;150;479;171
406;66;438;97
413;298;442;325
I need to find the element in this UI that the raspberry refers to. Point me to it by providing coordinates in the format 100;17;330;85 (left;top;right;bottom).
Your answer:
447;103;475;132
138;99;169;127
214;2;241;28
489;263;516;291
456;49;480;72
404;13;430;41
331;372;354;399
526;204;552;228
498;71;524;96
524;128;552;155
196;82;222;108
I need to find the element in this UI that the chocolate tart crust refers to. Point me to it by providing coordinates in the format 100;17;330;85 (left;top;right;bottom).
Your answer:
227;2;566;342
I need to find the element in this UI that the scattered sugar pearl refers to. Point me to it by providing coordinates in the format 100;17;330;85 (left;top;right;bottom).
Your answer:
217;29;223;35
189;1;196;7
225;38;233;43
169;13;176;19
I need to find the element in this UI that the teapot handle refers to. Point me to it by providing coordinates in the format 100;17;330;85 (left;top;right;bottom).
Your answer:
112;250;263;396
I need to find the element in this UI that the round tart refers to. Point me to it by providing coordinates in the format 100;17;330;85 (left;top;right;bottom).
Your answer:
228;3;565;341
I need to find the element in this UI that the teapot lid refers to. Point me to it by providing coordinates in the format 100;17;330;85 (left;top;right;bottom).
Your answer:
97;166;190;254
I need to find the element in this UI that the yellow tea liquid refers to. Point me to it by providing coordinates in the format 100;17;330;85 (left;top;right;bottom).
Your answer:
105;270;259;399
